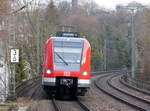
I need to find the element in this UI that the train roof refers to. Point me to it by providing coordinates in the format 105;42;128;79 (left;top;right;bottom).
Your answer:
56;31;79;37
51;37;86;42
46;32;88;44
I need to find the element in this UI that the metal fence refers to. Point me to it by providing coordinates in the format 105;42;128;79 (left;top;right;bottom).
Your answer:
123;72;150;92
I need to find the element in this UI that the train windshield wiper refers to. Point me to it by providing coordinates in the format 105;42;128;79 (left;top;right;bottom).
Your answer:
55;52;68;65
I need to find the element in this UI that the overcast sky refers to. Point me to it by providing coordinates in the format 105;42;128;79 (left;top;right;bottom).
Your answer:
93;0;150;9
32;0;150;10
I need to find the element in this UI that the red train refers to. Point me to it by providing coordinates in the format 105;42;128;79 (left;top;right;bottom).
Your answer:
42;32;91;96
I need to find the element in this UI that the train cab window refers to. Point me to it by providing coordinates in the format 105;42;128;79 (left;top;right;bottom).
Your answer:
54;47;82;63
53;41;83;71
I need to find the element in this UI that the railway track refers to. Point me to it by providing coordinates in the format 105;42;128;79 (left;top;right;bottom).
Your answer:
95;73;150;111
16;70;150;111
120;76;150;96
16;77;40;97
110;75;150;103
52;96;91;111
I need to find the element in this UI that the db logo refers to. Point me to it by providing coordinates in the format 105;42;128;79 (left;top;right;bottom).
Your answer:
64;71;70;76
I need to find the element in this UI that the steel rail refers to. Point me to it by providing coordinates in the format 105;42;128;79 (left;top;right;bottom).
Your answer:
16;78;40;97
94;74;148;111
30;84;41;98
51;96;91;111
15;76;40;89
108;75;150;105
77;98;91;111
120;76;150;96
52;96;61;111
91;70;126;76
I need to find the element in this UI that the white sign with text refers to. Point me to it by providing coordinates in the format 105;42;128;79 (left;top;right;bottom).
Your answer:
11;49;19;63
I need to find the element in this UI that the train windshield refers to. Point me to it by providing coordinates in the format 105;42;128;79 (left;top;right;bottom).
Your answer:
53;41;83;71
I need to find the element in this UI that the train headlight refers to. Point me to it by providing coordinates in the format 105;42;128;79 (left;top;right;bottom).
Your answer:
82;71;88;76
46;69;52;74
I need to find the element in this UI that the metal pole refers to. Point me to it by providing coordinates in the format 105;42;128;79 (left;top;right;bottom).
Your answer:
131;8;138;78
118;4;145;78
104;39;107;71
8;0;29;100
12;64;16;99
11;13;16;100
131;9;135;78
9;12;16;100
36;17;41;76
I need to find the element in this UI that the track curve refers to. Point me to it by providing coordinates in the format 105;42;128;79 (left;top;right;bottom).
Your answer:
110;75;150;103
95;74;150;111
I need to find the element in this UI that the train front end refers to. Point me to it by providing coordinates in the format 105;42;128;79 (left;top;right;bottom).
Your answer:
42;33;91;96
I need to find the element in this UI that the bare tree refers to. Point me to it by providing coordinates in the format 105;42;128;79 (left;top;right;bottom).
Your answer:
138;8;150;80
0;0;10;102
